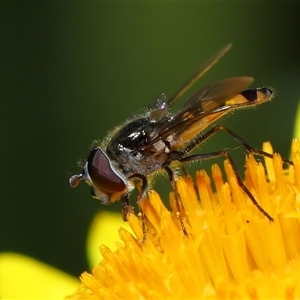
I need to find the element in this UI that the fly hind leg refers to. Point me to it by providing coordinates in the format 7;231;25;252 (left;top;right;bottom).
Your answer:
183;125;293;166
177;150;274;221
173;124;293;220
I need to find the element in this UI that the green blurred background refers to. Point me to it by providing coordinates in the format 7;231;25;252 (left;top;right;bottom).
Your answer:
1;3;300;278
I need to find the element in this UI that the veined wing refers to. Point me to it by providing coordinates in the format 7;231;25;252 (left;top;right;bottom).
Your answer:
167;44;232;107
147;77;253;144
143;78;272;151
172;76;253;122
173;86;273;148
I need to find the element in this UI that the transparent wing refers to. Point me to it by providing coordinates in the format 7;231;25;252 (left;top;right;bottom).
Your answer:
172;86;273;148
167;44;232;107
146;77;253;146
150;44;232;119
170;77;253;124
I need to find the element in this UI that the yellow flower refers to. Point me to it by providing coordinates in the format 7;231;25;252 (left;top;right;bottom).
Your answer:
68;140;300;299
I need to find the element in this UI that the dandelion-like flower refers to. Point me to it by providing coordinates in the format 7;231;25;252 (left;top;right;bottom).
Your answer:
67;140;300;299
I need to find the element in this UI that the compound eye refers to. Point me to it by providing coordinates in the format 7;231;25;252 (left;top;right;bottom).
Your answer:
87;148;126;194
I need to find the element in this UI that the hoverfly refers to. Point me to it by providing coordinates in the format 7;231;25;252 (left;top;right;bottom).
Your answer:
69;44;292;237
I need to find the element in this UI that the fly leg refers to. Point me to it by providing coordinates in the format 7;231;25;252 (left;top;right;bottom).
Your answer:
175;150;274;221
184;124;293;166
120;193;133;221
163;164;188;236
129;174;149;242
169;124;294;222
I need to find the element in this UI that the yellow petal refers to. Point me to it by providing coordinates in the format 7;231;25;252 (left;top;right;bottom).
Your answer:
293;101;300;138
0;252;79;299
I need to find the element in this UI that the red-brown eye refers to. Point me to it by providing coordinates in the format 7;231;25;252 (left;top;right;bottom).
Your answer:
87;148;126;194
